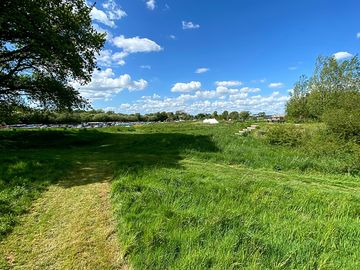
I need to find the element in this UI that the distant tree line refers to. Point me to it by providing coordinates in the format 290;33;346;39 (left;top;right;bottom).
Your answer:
0;108;267;125
286;55;360;140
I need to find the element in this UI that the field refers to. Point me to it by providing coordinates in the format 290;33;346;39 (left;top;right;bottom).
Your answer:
1;122;360;269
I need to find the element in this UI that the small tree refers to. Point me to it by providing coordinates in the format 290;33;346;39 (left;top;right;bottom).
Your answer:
211;111;218;119
221;110;229;120
286;75;311;121
239;111;250;121
229;111;239;121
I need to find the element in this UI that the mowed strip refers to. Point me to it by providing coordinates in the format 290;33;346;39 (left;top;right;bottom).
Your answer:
0;162;126;270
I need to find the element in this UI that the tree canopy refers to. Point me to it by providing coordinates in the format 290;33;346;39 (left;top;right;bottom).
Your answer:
286;55;360;121
0;0;105;111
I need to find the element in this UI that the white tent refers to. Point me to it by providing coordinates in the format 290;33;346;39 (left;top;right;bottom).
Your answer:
203;118;219;124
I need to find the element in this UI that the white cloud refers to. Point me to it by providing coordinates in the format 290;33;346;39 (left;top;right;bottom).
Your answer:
268;82;284;89
240;87;261;93
195;68;210;74
112;35;162;53
169;35;176;40
114;90;289;115
357;32;360;39
229;92;248;100
182;21;200;30
171;81;202;92
72;68;147;101
146;0;156;10
108;35;162;65
103;0;127;20
333;51;353;60
288;66;297;70
97;49;127;66
215;81;242;87
140;65;151;69
90;2;126;28
90;7;116;28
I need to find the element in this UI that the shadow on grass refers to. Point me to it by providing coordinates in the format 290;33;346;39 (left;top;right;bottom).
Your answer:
0;129;219;240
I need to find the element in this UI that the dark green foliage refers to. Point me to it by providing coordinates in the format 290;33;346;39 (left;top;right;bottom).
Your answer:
1;108;266;125
0;0;105;110
239;111;250;121
229;111;239;120
221;110;229;120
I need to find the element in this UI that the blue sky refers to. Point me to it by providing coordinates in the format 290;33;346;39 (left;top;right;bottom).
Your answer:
76;0;360;114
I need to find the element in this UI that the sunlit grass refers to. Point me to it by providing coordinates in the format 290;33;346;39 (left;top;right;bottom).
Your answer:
1;121;360;269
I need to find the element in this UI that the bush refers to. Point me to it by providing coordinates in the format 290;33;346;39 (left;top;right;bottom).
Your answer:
265;125;306;147
343;143;360;175
323;109;360;141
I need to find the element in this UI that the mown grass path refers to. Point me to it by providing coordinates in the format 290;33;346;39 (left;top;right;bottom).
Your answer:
0;161;127;270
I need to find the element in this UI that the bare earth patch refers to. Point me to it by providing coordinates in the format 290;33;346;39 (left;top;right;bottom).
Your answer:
0;162;127;270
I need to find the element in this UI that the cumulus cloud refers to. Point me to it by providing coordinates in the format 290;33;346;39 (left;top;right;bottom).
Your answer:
268;82;284;89
333;51;353;60
240;87;261;93
108;35;162;65
195;68;210;74
71;68;147;101
97;49;127;66
112;35;162;53
115;90;289;115
357;32;360;39
169;35;176;40
146;0;156;10
182;21;200;30
102;0;127;20
228;92;248;100
90;7;115;28
90;1;126;28
215;81;242;87
171;81;202;92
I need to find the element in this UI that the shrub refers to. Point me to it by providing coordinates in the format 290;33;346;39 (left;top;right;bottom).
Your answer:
265;125;306;147
323;109;360;141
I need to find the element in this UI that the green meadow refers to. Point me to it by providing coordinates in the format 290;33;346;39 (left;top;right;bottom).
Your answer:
1;122;360;269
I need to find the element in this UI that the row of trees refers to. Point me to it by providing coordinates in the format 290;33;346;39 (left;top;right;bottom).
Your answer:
286;55;360;139
2;109;267;125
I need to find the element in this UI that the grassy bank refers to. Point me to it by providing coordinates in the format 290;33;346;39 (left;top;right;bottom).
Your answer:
1;122;360;269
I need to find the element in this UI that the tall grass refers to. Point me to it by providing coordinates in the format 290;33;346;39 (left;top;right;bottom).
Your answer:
112;161;360;269
1;122;360;269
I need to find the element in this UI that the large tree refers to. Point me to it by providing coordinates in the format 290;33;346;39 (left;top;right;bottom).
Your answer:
0;0;105;111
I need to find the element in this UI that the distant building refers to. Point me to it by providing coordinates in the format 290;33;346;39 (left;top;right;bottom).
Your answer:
268;114;285;123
